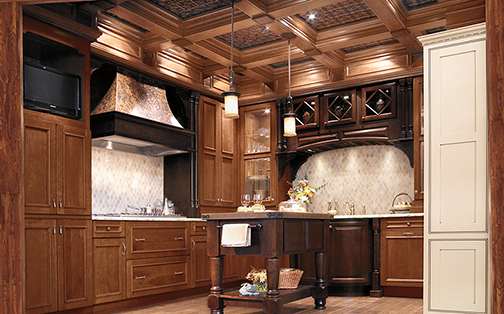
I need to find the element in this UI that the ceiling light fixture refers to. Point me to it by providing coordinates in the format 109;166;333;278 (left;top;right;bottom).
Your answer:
222;0;240;119
308;13;316;20
283;39;297;138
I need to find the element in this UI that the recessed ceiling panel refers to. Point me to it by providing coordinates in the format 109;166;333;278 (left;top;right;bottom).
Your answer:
148;0;232;20
300;0;375;31
401;0;438;11
341;38;399;54
216;25;282;50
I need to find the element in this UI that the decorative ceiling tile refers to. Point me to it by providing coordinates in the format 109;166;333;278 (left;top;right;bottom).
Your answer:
300;0;375;31
341;38;399;54
270;57;314;69
216;25;282;50
401;0;438;11
148;0;231;20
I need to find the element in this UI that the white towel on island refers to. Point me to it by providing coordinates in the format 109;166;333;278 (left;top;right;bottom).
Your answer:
221;224;251;247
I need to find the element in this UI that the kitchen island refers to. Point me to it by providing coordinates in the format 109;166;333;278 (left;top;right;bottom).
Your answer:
204;211;332;314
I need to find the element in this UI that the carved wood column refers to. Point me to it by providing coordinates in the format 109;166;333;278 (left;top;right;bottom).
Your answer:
0;3;24;314
487;0;504;312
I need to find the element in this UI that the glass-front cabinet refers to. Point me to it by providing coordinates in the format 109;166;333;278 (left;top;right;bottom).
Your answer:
413;77;424;206
360;82;397;121
240;103;277;206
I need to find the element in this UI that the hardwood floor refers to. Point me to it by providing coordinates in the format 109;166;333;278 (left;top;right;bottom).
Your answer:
119;295;423;313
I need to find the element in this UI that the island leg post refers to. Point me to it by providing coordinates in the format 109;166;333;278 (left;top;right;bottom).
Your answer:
208;256;224;314
263;257;282;314
313;251;328;310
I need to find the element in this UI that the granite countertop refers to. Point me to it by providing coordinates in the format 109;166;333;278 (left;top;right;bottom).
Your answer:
92;214;205;222
332;212;424;219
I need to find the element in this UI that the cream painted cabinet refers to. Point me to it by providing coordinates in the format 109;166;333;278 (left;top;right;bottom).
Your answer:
419;23;488;314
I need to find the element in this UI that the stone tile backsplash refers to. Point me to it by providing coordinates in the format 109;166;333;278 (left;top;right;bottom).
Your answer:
295;145;413;214
92;147;164;214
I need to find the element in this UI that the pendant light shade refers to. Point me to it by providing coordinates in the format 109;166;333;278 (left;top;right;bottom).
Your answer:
283;40;297;137
223;0;240;119
283;97;297;137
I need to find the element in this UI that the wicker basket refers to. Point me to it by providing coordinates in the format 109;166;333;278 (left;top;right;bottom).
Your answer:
278;268;304;289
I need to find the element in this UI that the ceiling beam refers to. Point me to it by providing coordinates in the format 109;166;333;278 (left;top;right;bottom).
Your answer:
363;0;422;53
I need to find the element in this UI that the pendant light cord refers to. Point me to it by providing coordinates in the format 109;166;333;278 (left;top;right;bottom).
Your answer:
230;0;235;76
288;39;291;98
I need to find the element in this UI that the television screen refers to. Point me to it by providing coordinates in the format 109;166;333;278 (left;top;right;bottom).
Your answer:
24;62;81;119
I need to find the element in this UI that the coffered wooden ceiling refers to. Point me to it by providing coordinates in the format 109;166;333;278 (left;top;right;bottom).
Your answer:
39;0;483;101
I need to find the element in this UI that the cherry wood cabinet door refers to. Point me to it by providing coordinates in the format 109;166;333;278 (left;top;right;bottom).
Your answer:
191;235;211;287
199;97;220;207
380;218;423;288
24;117;57;215
93;238;126;304
220;109;237;207
328;220;371;286
58;219;93;310
25;219;58;314
58;125;91;215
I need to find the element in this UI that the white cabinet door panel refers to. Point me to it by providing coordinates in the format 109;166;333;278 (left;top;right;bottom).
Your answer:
429;240;487;313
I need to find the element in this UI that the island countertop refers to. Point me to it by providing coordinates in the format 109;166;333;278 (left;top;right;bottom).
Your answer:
332;212;424;219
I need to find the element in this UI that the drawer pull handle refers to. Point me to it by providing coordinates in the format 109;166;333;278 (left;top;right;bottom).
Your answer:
403;232;414;236
134;238;146;242
174;272;184;276
174;237;184;241
135;275;146;280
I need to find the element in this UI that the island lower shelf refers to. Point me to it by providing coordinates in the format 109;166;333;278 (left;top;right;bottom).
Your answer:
220;285;313;304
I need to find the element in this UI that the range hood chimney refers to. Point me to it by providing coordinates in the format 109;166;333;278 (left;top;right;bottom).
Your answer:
91;69;194;156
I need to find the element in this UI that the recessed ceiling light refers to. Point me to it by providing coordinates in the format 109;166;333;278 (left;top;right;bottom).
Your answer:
308;13;316;21
264;108;271;114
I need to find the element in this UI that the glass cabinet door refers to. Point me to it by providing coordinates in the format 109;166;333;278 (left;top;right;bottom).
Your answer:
244;157;272;200
244;109;271;154
360;82;397;121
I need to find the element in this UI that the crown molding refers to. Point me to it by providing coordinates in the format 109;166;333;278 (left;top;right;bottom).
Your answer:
417;22;486;47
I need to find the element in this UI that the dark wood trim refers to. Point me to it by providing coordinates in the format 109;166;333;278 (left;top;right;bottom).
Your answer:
370;218;383;297
0;3;24;314
487;0;504;312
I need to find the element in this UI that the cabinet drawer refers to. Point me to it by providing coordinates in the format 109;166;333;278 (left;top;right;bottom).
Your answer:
93;221;125;238
382;217;424;230
190;221;207;236
126;257;189;298
127;222;188;259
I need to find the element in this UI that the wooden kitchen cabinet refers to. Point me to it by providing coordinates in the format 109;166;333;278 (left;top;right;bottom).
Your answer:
413;77;424;208
328;220;372;287
191;235;211;287
321;89;357;127
380;217;423;294
298;219;372;293
198;96;238;211
25;219;58;314
24;111;91;216
360;82;397;121
293;95;319;131
25;218;93;313
94;238;126;304
240;102;277;207
126;256;190;298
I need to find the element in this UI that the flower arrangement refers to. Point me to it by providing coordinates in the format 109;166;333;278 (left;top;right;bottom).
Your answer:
245;267;267;293
287;178;323;205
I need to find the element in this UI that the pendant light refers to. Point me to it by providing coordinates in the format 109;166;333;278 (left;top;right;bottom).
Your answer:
222;0;239;119
283;40;297;137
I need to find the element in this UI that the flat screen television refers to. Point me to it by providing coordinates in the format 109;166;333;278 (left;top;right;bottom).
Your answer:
23;62;81;119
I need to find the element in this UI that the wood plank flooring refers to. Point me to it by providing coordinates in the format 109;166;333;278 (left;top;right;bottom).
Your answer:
119;295;423;313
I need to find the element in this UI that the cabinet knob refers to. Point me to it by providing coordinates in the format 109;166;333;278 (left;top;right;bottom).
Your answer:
106;226;111;231
121;241;126;256
406;221;411;226
202;226;206;231
52;200;56;208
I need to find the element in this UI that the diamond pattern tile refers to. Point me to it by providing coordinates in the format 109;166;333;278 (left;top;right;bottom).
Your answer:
92;147;164;214
295;145;414;214
300;0;375;31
